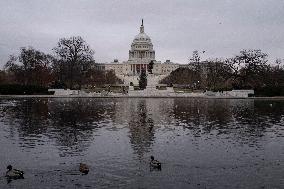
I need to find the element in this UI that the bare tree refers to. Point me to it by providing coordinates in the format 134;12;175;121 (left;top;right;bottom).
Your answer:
189;50;200;64
4;47;54;86
53;36;94;89
225;49;268;89
205;59;232;91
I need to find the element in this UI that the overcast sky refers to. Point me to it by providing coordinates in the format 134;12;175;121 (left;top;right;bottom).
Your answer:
0;0;283;67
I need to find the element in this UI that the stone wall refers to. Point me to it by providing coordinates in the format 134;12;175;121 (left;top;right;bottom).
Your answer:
205;90;254;97
48;89;79;96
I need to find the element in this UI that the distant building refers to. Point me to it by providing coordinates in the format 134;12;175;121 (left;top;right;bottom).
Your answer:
95;20;182;85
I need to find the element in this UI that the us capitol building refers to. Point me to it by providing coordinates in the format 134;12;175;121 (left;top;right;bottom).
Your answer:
95;20;183;85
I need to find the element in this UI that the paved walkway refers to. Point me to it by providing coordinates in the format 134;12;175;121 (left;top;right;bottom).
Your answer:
1;94;284;99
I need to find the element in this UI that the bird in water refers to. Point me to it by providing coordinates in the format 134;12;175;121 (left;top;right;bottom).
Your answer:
79;163;89;175
150;156;161;170
5;165;24;179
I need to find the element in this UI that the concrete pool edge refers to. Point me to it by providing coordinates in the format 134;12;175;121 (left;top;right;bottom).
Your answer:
1;95;284;100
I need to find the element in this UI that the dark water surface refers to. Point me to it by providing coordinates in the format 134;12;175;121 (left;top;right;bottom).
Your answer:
0;98;283;189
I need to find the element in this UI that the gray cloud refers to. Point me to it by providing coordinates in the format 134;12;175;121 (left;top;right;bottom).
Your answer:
0;0;283;67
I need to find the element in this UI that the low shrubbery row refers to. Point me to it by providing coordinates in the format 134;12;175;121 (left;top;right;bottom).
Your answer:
0;84;52;95
254;86;284;97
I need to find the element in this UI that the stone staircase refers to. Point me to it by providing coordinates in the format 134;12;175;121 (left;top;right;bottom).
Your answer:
117;74;167;86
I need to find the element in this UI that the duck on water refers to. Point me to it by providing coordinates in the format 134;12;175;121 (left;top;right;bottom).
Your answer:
5;165;24;179
79;163;89;175
150;156;161;170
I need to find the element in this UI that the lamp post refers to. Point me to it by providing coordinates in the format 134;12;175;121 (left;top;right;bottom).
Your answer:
197;80;200;90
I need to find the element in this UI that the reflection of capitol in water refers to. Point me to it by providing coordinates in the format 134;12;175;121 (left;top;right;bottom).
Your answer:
112;98;175;125
2;98;282;158
108;99;175;158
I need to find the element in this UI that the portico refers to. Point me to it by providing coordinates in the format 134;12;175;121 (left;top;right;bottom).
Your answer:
130;63;148;75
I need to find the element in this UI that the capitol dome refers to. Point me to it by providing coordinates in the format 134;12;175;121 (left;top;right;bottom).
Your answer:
128;19;155;61
133;32;151;42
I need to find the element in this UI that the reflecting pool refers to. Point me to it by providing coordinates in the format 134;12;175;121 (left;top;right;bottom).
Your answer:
0;98;283;188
